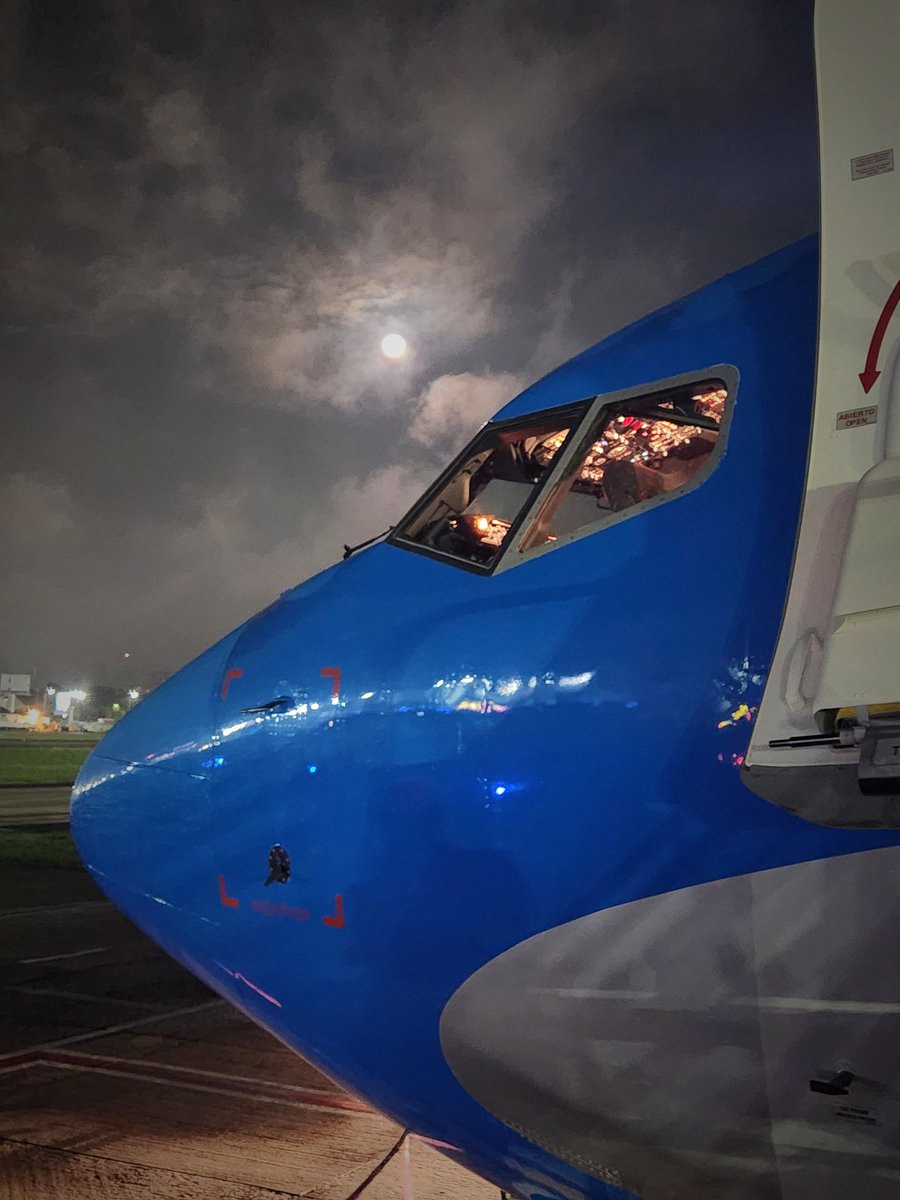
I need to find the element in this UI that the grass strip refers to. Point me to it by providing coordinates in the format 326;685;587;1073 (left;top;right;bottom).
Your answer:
0;744;95;787
0;830;83;870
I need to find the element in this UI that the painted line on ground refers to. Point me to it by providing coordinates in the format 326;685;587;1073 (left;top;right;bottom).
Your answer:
0;901;111;922
0;998;226;1063
0;1047;375;1115
1;984;167;1010
20;945;110;964
57;1049;364;1097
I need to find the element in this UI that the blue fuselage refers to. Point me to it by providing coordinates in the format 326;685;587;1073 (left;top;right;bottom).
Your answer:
72;238;900;1200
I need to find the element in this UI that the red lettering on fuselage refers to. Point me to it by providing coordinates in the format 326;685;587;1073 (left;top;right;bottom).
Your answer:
251;898;311;921
219;879;343;928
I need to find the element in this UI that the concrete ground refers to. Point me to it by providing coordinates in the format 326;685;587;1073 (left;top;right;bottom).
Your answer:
0;853;498;1199
0;787;71;829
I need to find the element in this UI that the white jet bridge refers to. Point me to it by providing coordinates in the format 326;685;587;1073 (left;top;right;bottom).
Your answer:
744;0;900;826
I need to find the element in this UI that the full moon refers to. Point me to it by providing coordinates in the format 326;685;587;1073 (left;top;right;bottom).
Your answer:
381;333;407;360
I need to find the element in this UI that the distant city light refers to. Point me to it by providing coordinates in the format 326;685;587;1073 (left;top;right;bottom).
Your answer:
128;688;140;701
381;333;407;360
71;689;87;702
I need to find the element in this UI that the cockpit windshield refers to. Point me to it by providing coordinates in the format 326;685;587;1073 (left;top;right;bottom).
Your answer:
392;374;731;573
396;409;580;568
520;384;727;552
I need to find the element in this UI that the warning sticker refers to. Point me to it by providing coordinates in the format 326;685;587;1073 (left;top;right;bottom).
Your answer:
836;405;878;430
835;1104;879;1127
851;149;894;181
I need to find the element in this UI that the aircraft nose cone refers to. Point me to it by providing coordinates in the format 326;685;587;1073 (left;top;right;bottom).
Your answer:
71;632;241;915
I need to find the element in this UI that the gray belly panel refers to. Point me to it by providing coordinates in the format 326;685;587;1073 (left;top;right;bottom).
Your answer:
440;846;900;1200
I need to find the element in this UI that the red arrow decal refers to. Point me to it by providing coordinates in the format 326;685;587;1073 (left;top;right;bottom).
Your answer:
860;278;900;393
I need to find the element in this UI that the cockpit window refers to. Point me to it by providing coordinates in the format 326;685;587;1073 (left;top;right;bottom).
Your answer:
395;407;582;569
390;370;733;574
519;382;728;554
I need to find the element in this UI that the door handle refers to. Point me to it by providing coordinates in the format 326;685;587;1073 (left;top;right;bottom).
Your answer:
240;696;292;714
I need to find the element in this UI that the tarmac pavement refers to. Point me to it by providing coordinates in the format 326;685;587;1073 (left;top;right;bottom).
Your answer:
0;861;498;1200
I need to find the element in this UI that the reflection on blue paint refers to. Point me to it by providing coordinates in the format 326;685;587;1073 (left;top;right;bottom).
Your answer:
69;236;846;1200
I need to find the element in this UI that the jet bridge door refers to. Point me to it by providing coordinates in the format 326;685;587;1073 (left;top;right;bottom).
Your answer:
743;0;900;827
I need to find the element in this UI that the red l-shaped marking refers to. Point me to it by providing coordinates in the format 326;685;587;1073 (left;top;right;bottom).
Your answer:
218;875;240;908
221;668;244;700
322;895;344;928
320;667;342;698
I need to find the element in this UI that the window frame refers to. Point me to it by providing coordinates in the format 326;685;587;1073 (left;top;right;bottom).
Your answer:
499;364;738;571
388;365;738;575
388;400;590;575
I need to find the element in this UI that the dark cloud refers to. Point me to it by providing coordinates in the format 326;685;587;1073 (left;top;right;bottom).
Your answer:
1;0;817;684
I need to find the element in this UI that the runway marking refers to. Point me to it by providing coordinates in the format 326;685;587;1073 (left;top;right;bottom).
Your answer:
1;985;166;1010
0;1047;375;1115
0;901;111;922
0;998;225;1063
20;946;109;965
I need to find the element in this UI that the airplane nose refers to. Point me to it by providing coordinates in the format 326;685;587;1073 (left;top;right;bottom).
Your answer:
71;631;241;919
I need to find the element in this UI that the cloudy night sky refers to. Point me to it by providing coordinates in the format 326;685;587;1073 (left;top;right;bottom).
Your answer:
3;0;817;687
